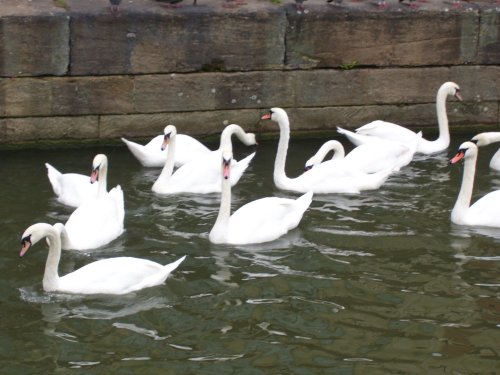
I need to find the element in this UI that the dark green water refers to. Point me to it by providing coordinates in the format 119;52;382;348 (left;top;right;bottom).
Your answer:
0;136;498;374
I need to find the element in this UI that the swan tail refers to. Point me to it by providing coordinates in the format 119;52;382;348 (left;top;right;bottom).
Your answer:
121;137;150;167
365;169;392;190
163;255;186;273
233;152;256;180
124;255;187;294
239;152;256;167
337;127;368;147
45;163;63;196
296;191;313;212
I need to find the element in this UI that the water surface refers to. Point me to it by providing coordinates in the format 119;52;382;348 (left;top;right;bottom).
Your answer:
0;136;498;374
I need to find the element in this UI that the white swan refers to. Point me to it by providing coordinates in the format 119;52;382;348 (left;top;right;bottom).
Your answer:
338;82;462;154
470;132;500;171
19;223;186;295
209;150;313;245
305;133;420;174
122;127;211;167
450;141;500;227
261;107;391;194
58;154;125;250
152;124;256;195
45;163;99;208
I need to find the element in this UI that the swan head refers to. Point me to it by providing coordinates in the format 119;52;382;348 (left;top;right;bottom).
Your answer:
221;150;232;180
161;125;177;151
261;107;288;123
90;154;108;184
304;156;319;171
440;82;462;101
450;141;478;165
20;223;53;257
470;132;494;147
242;132;258;147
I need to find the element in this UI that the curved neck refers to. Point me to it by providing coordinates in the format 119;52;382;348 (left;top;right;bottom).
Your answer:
322;140;345;161
435;87;451;146
154;133;176;188
482;132;500;145
452;155;476;220
42;225;61;292
212;165;232;241
97;164;108;198
273;116;292;188
219;125;248;150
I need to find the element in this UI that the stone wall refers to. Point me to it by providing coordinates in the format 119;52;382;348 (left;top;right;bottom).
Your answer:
0;0;499;145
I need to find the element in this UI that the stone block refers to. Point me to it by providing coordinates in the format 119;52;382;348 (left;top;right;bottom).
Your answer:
133;72;294;113
291;67;452;107
70;8;285;76
0;15;69;77
477;11;500;64
451;65;500;101
286;9;478;69
3;76;134;117
3;116;99;142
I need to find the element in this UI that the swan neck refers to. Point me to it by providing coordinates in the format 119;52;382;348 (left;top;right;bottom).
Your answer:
212;168;232;239
97;164;108;198
453;156;476;219
156;134;176;186
273;116;291;187
219;125;243;150
43;226;61;292
435;88;450;145
325;141;345;161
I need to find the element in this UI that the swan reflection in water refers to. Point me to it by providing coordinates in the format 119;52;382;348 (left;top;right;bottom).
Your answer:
207;231;304;287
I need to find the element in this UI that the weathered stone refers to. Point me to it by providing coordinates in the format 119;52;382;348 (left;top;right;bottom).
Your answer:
451;66;500;101
0;15;69;77
477;11;500;64
0;1;499;145
4;116;98;142
70;8;285;76
3;76;134;117
0;119;6;143
100;109;264;139
286;9;478;69
133;72;294;113
292;68;452;107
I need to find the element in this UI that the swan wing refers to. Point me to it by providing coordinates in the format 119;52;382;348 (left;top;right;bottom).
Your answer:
345;141;412;173
228;192;312;244
59;256;185;295
64;187;124;250
355;120;418;144
464;190;500;227
165;151;221;194
174;134;211;166
164;151;254;194
337;127;380;147
489;149;500;171
291;161;391;194
45;163;98;207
